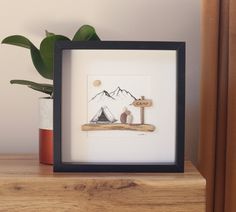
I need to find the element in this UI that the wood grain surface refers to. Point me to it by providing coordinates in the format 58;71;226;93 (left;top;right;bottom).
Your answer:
0;155;205;212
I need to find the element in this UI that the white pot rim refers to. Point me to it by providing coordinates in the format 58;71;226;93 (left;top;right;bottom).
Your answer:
39;98;53;130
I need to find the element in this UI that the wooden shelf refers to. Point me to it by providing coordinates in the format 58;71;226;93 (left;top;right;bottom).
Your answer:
81;123;155;132
0;154;205;212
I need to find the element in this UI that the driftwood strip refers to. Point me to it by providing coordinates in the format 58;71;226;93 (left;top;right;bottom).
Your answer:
81;124;155;132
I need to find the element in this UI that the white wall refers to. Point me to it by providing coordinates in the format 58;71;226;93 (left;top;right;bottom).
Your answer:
0;0;200;163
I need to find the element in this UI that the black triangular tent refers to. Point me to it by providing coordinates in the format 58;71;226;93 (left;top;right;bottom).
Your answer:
90;106;117;124
98;110;109;122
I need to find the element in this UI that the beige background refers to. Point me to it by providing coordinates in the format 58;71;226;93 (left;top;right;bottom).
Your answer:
0;0;200;164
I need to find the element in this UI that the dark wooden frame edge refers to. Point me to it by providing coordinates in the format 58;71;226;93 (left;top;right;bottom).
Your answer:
53;41;185;172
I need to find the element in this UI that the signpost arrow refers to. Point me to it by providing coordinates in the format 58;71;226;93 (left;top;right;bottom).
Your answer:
132;96;152;124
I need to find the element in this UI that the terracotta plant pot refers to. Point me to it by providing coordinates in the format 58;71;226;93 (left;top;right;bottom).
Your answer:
39;97;53;165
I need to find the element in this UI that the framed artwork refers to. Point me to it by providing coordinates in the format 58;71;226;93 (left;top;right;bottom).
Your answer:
54;41;185;172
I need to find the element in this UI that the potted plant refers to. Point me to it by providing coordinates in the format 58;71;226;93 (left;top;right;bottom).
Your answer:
2;25;100;165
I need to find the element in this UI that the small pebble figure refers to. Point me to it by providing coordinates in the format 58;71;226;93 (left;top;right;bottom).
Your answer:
126;110;133;124
120;107;128;124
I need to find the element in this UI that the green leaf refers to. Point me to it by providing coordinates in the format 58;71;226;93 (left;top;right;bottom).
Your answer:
2;35;50;79
45;30;55;37
73;25;100;41
2;35;32;49
40;35;70;79
2;26;100;82
30;44;50;79
89;33;100;41
10;80;53;96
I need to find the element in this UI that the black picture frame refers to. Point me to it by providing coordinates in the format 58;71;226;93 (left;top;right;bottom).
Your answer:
54;41;185;172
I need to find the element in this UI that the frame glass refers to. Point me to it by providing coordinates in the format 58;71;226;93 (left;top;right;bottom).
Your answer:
54;41;185;172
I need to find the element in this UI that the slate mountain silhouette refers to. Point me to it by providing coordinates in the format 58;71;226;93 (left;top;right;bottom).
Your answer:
110;87;137;100
89;87;137;102
89;90;115;102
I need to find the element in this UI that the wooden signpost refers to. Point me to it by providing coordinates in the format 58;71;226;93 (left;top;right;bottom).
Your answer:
132;96;152;124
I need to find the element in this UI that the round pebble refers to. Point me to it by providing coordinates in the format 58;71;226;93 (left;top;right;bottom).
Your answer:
93;80;101;87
